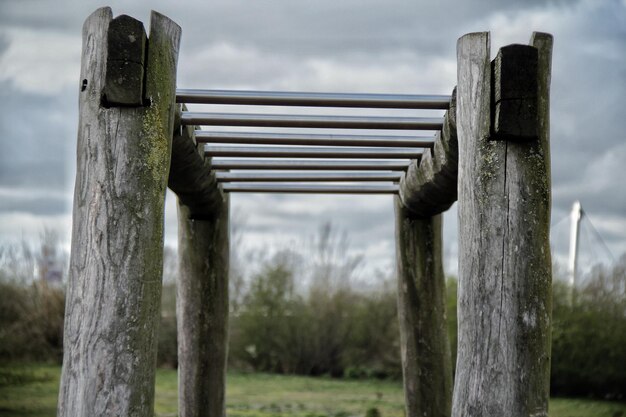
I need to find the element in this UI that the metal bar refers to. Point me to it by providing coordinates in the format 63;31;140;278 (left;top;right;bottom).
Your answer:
176;89;451;110
205;145;421;159
181;112;444;130
216;171;403;182
210;159;410;170
222;183;399;194
195;131;434;148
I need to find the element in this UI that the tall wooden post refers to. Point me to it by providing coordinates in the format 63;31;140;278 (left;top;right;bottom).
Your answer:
172;118;230;417
396;86;457;417
395;201;452;417
58;8;180;417
177;201;229;417
453;32;553;417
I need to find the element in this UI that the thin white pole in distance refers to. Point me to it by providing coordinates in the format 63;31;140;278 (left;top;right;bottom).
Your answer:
567;201;583;295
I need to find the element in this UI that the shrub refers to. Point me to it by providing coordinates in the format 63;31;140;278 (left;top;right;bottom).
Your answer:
550;258;626;399
0;282;65;363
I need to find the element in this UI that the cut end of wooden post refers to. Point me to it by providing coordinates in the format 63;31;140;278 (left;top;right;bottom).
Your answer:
103;14;147;106
82;7;112;34
530;32;554;46
491;44;539;141
457;32;490;60
150;10;183;31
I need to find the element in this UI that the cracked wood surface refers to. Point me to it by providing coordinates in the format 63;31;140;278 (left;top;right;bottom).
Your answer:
175;108;230;417
492;44;539;141
168;105;225;219
177;200;230;417
399;89;457;218
395;199;452;417
452;32;553;417
103;14;146;106
58;8;181;417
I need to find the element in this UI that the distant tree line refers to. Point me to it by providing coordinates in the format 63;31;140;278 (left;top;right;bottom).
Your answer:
227;256;400;378
0;226;625;399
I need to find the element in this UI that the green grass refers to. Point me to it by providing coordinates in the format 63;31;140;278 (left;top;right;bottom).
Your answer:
0;364;624;417
0;364;61;417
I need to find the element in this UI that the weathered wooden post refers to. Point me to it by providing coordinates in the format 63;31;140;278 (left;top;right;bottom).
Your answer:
58;7;180;417
169;116;230;417
395;91;457;417
395;209;453;417
453;32;553;417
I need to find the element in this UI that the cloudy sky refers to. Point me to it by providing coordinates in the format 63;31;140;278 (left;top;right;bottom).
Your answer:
0;0;624;278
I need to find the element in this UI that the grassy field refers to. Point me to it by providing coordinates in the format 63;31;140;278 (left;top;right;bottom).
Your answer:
0;364;625;417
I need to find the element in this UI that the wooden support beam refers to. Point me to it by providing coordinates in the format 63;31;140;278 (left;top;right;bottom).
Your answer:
399;88;458;218
173;83;229;417
492;45;539;141
452;32;553;417
177;200;230;417
395;199;452;417
169;105;225;219
58;8;180;417
103;15;147;106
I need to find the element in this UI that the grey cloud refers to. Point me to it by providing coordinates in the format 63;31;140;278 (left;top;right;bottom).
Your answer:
0;82;75;189
500;0;626;230
0;0;560;57
230;193;396;268
0;192;69;216
0;33;8;56
1;0;625;270
0;0;112;32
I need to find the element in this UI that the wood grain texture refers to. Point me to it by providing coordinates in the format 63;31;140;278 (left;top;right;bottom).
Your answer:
169;105;225;219
399;89;457;218
452;32;553;417
531;32;553;176
492;45;538;141
58;9;181;417
177;199;230;417
103;14;146;106
395;198;452;417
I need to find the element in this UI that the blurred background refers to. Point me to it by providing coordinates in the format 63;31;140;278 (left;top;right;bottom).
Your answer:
0;0;625;416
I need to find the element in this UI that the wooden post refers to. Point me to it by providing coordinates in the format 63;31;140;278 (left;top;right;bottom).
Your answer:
177;201;229;417
58;8;181;417
399;89;457;218
395;87;456;417
174;118;230;417
453;31;553;417
169;107;224;219
395;200;453;417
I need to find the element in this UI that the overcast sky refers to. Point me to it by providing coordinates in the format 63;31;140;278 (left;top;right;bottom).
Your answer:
0;0;624;278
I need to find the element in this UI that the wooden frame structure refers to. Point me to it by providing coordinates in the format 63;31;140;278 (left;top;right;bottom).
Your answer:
58;8;553;417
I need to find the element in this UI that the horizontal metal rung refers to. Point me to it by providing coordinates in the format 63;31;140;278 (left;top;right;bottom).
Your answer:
176;89;450;110
222;183;399;194
210;159;410;170
195;131;434;148
205;145;421;159
182;112;443;130
216;171;403;182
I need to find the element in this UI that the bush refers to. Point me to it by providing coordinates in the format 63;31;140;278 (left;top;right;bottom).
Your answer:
0;282;65;363
157;314;178;368
228;253;401;378
446;257;626;399
550;258;626;399
157;283;178;368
